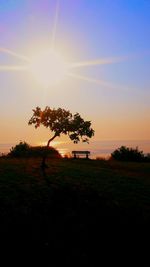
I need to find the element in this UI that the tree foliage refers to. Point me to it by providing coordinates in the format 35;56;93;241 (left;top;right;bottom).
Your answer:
111;146;144;162
28;106;94;145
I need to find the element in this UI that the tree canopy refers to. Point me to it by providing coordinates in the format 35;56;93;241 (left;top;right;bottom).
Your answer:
28;106;94;147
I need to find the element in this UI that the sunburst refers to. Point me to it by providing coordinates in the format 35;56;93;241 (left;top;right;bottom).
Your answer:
0;1;136;89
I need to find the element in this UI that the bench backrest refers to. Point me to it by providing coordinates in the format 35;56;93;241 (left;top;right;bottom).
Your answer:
72;151;90;155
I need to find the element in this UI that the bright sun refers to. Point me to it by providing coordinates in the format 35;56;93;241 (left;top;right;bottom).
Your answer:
29;50;68;87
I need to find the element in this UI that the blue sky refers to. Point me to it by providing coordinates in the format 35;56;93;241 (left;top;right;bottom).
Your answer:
0;0;150;146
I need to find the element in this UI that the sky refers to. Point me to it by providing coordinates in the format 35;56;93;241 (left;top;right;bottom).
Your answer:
0;0;150;150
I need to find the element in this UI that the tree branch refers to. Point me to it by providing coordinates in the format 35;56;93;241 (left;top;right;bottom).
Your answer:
47;133;58;147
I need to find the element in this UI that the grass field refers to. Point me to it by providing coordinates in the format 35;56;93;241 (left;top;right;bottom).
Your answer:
0;157;150;264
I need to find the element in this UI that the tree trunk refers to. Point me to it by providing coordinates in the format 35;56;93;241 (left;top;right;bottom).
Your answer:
41;134;57;169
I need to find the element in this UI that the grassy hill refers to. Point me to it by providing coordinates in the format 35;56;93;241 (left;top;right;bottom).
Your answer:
0;157;150;264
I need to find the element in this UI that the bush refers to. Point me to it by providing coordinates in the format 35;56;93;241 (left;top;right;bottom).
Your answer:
8;141;61;158
8;141;30;157
111;146;144;162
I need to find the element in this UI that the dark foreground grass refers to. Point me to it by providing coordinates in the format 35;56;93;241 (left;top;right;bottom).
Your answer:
0;157;150;265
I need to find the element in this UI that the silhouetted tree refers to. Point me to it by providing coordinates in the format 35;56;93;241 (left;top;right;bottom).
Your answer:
28;106;94;168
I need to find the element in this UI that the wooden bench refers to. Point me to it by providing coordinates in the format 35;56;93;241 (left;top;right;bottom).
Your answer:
72;150;90;159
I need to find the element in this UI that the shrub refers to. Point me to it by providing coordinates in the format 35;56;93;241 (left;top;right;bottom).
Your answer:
111;146;144;162
8;141;30;157
8;141;61;158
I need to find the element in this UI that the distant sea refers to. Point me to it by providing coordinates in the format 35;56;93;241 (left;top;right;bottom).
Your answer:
1;140;150;159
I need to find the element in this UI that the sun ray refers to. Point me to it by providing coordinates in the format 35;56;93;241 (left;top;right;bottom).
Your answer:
0;65;28;71
70;50;150;69
51;0;60;49
70;55;129;68
68;72;131;91
0;47;30;62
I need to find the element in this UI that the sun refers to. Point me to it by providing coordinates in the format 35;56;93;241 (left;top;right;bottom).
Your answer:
29;49;68;87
